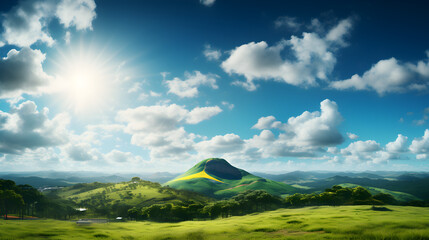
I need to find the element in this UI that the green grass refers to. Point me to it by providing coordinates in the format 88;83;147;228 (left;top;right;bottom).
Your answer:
1;206;429;239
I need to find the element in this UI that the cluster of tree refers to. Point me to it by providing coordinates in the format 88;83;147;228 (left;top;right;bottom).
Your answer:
127;190;283;222
285;185;395;206
0;179;82;220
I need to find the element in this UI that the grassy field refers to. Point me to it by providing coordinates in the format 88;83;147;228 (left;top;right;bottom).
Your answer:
1;205;429;239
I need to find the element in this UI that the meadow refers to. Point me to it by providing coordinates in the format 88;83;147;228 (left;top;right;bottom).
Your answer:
1;205;428;240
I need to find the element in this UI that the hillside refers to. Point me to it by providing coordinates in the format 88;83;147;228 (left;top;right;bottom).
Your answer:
164;158;298;198
51;179;213;217
337;183;420;202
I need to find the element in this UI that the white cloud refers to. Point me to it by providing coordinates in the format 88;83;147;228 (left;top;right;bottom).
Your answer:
340;140;381;163
195;133;245;156
165;71;219;98
274;16;301;31
0;101;70;154
330;52;429;95
203;44;222;61
56;0;96;30
187;106;222;124
282;99;344;147
209;99;344;161
252;116;283;130
117;104;222;161
200;0;215;7
409;129;429;159
0;48;53;99
1;0;96;47
222;18;352;91
347;132;359;140
325;18;353;46
386;134;408;153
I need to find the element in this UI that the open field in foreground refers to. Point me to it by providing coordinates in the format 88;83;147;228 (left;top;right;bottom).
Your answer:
1;206;429;240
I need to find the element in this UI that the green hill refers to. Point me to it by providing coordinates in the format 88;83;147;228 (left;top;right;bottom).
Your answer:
50;179;213;217
164;158;298;198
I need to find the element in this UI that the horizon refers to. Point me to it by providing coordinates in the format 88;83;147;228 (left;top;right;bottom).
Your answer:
1;0;429;173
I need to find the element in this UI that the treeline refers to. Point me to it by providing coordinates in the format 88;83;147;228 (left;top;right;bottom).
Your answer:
286;185;429;207
128;190;283;222
126;185;429;222
0;179;81;219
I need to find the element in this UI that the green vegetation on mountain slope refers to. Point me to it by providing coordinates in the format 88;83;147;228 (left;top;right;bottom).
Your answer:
49;178;212;217
1;205;429;240
338;183;420;202
164;158;298;198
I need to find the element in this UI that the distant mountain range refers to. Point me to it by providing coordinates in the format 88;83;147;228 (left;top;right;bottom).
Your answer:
2;163;429;201
164;158;297;198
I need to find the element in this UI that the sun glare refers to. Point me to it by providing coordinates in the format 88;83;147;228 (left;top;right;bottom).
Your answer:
54;43;118;115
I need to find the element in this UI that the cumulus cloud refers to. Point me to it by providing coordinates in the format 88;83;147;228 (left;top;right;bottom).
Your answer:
0;101;70;154
165;71;219;98
282;99;344;147
222;18;353;91
195;133;245;156
252;116;283;130
336;134;410;164
0;47;53;99
386;134;408;153
330;52;429;95
117;104;222;161
203;44;222;61
1;0;96;47
409;129;429;159
200;0;215;7
210;99;345;161
56;0;96;30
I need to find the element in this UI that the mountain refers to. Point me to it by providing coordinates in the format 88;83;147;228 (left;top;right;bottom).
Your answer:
164;158;298;198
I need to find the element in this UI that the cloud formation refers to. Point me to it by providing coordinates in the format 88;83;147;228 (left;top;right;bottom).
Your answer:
409;129;429;159
222;18;353;91
0;101;69;154
1;0;96;47
203;44;222;61
165;71;218;98
330;52;429;95
0;48;52;99
117;104;222;161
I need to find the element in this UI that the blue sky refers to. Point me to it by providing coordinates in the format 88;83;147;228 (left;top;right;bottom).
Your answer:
1;0;429;173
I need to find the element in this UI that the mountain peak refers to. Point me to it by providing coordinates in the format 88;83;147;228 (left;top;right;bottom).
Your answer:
204;158;242;180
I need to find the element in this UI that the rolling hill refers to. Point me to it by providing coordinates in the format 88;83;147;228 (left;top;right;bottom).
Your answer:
164;158;298;198
49;179;213;217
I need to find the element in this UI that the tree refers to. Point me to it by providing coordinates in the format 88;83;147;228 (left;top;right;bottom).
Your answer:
0;190;24;219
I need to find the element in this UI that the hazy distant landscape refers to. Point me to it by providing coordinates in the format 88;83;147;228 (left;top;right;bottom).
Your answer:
2;0;429;239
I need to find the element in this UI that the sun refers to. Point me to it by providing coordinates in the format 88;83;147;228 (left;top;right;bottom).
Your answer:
53;43;117;115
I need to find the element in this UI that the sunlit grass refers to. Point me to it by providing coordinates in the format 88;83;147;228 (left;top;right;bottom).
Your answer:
1;205;428;239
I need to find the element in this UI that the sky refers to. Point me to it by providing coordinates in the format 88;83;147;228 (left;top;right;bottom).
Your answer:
1;0;429;173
